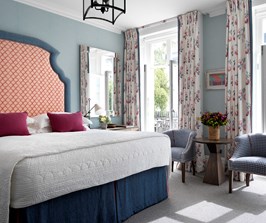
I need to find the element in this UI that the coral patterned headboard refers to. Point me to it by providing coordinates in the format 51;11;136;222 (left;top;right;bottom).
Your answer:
0;31;70;116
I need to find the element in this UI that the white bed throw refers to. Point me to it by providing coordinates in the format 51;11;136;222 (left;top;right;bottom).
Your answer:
0;130;170;223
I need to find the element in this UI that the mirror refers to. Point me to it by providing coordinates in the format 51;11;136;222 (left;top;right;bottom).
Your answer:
80;45;121;118
88;47;115;117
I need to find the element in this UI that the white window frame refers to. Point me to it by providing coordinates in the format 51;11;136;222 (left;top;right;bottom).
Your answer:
139;28;178;132
252;3;266;133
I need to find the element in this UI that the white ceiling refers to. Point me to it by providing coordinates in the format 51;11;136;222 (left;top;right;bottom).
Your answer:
14;0;226;33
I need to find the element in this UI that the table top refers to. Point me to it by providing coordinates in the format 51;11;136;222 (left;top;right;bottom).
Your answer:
194;138;233;144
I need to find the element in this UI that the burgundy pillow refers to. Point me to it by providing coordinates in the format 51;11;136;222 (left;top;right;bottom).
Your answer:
47;112;85;132
0;112;30;136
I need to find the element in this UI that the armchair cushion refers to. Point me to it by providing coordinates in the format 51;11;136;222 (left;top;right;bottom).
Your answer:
229;156;266;175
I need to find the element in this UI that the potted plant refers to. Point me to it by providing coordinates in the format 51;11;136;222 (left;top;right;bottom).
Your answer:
99;115;112;129
200;112;228;140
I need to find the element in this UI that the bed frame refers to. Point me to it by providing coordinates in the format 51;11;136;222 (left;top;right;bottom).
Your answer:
0;30;168;223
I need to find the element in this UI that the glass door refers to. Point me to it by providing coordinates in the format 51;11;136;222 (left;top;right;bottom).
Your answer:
252;4;266;133
140;31;178;132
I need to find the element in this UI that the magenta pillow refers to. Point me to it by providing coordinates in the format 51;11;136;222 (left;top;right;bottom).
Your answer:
47;112;85;132
0;112;30;136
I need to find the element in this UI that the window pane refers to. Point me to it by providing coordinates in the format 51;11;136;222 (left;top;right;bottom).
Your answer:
153;41;167;66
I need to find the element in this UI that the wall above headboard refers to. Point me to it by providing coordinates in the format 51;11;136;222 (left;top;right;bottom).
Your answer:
0;30;71;115
0;0;124;115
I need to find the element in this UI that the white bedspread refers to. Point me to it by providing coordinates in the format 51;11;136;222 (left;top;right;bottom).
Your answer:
0;130;170;223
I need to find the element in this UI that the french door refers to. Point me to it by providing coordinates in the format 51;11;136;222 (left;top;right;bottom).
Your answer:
140;31;178;132
252;4;266;133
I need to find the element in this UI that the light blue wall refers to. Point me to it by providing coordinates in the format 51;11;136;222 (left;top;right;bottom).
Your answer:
0;1;227;129
203;14;226;136
0;0;124;124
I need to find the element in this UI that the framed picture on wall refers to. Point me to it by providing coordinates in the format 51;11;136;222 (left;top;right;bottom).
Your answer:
206;69;225;90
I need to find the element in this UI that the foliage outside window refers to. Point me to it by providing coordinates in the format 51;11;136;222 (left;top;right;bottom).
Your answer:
154;68;169;112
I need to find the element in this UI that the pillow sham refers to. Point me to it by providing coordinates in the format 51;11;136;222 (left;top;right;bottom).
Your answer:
82;117;93;125
47;112;85;132
26;116;37;134
0;112;30;136
32;113;50;130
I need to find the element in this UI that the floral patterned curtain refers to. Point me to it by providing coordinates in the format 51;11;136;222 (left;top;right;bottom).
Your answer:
225;0;252;157
225;0;252;181
178;11;204;172
113;53;122;116
123;29;140;127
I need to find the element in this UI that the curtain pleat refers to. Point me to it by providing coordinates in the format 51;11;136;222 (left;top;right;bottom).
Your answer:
113;54;122;116
80;45;88;116
178;11;204;172
123;29;140;127
225;0;252;181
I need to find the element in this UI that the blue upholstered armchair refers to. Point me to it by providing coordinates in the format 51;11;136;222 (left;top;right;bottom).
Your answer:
163;129;197;183
228;133;266;193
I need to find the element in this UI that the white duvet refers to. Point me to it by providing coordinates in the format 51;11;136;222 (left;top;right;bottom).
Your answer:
0;130;171;223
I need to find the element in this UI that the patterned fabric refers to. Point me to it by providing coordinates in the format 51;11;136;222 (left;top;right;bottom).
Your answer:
123;29;140;127
229;134;266;176
113;53;122;116
230;157;266;175
0;39;64;117
80;45;88;116
178;11;204;172
248;134;266;156
225;0;252;157
163;129;197;163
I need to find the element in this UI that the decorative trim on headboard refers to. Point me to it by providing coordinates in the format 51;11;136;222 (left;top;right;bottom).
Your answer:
0;30;71;112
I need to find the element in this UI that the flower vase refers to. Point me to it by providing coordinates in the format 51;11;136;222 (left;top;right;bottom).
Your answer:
208;126;220;140
100;123;107;129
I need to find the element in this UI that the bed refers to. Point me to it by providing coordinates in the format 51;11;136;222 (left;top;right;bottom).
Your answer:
0;30;171;223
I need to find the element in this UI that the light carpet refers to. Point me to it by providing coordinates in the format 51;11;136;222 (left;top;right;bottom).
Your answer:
125;170;266;223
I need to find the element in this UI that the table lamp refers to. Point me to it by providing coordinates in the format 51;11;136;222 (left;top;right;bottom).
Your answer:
86;98;104;119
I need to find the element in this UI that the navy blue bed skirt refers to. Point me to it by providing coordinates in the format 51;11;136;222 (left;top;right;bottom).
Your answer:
9;166;168;223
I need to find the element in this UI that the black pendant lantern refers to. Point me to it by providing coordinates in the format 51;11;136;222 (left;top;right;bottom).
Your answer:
83;0;126;25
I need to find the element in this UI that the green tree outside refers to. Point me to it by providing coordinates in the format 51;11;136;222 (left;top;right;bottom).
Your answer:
154;68;169;112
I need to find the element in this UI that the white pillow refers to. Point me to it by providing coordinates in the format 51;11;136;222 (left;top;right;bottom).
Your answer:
26;117;38;134
26;117;35;125
32;114;50;129
82;117;93;125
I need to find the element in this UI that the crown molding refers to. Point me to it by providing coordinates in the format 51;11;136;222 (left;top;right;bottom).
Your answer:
202;2;226;17
13;0;124;34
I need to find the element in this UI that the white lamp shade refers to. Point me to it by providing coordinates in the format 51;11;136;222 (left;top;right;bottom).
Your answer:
94;104;104;115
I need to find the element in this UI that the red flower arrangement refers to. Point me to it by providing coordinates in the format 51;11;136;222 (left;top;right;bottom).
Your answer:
200;112;228;128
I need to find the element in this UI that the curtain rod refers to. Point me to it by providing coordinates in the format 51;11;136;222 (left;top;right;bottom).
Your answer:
137;10;199;30
137;15;178;30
